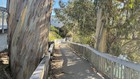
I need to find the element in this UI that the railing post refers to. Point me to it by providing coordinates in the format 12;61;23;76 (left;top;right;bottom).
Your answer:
111;61;113;79
2;11;5;33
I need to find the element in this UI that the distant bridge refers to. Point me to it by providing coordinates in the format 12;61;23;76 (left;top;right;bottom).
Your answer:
0;7;7;12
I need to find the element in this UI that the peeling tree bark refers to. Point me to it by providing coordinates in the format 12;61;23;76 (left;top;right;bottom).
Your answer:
7;0;53;79
95;8;107;53
94;0;112;53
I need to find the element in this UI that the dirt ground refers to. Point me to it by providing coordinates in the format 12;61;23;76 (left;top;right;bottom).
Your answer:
51;45;64;79
0;33;10;79
0;51;10;79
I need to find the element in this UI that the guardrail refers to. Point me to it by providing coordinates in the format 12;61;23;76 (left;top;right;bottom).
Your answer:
54;39;65;44
48;43;54;56
67;42;140;79
30;54;50;79
30;43;54;79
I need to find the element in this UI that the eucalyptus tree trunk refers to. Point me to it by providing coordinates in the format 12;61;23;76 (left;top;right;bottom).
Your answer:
94;8;107;52
94;0;111;53
7;0;52;79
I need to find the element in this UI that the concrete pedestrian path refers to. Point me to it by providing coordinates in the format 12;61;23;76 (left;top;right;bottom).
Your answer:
51;43;104;79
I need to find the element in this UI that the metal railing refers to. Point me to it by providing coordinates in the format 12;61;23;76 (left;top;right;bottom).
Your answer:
67;42;140;79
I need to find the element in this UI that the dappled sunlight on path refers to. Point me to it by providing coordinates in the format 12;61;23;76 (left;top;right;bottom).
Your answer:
51;43;104;79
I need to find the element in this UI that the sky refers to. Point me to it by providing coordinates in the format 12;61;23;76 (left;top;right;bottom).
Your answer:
52;0;68;15
51;0;68;27
0;0;7;7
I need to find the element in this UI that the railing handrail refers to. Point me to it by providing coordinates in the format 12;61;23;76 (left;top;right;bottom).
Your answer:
30;54;50;79
30;43;54;79
68;42;140;72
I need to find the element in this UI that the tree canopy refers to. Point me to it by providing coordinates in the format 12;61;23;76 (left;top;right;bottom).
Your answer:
55;0;140;63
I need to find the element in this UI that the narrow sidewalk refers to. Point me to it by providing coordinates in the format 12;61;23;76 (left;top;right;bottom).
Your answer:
51;43;104;79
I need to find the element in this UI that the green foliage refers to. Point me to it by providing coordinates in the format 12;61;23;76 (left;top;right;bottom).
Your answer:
68;33;95;47
55;0;96;46
56;0;140;63
49;26;62;41
50;26;59;34
58;25;70;38
104;0;140;63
